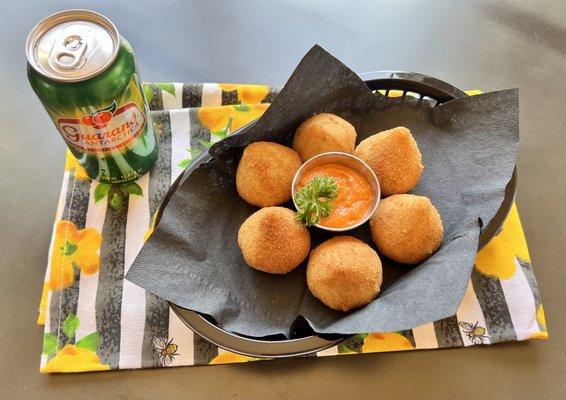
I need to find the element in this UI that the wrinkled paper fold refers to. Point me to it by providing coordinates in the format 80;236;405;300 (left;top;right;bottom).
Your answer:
127;45;519;338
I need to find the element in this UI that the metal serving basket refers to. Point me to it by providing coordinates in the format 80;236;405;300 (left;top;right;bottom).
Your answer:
169;71;517;358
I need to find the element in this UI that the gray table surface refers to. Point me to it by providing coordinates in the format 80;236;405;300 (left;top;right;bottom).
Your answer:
1;1;565;399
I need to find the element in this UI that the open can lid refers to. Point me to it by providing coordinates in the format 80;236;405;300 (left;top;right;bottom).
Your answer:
26;9;120;82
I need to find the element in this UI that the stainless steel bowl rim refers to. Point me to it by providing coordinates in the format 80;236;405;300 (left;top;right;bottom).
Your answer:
291;151;381;232
170;303;342;358
166;71;518;358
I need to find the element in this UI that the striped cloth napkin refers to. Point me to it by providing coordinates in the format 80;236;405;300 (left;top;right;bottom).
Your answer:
38;83;547;373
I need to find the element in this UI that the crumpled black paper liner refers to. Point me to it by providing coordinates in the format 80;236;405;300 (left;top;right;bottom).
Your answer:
126;45;518;338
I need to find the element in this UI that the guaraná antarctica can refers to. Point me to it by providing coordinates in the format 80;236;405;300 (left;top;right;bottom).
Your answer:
26;9;157;183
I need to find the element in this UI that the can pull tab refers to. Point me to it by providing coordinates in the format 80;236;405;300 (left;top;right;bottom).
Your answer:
51;34;88;70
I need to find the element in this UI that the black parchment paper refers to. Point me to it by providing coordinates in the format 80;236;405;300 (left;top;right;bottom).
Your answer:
126;46;518;337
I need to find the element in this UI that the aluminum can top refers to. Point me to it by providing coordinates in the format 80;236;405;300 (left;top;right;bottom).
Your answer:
26;9;120;82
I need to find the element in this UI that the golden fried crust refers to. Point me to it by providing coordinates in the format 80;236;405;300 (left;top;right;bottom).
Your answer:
370;194;443;264
236;141;302;207
293;113;357;162
238;207;311;274
307;236;382;312
354;126;423;196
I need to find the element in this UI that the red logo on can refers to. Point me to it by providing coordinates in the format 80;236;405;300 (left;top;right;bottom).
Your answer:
57;101;146;153
80;101;117;129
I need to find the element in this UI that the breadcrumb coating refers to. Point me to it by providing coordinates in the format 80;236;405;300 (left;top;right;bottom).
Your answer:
293;113;356;162
307;236;382;311
354;126;423;196
370;194;443;264
236;141;302;207
238;207;311;274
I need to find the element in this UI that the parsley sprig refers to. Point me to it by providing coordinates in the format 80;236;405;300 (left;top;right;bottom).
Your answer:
294;176;339;226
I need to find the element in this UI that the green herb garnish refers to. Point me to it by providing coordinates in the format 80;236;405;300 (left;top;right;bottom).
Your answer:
294;175;339;226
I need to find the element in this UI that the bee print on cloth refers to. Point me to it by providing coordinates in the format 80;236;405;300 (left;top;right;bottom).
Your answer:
153;337;180;366
459;321;490;345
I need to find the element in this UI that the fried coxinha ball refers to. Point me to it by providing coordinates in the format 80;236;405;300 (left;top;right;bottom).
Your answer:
236;141;302;207
238;207;310;274
354;126;423;196
307;236;382;312
370;194;443;264
293;113;356;162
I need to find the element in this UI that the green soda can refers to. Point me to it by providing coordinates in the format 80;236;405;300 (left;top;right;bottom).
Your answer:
26;10;157;183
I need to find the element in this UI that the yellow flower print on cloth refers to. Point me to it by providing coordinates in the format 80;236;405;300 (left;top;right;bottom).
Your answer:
176;93;271;170
42;345;110;373
49;220;102;289
64;150;89;180
475;204;530;280
198;103;269;134
218;84;270;104
179;104;270;169
42;314;109;373
361;332;414;353
209;351;257;365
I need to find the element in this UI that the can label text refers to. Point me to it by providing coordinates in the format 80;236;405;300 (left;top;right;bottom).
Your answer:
57;101;146;152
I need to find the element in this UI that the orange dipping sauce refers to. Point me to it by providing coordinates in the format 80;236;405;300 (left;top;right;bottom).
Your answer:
297;163;373;228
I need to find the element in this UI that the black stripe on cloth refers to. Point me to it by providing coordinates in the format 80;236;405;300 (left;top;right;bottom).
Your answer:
189;109;212;152
221;89;237;105
140;298;171;368
471;268;517;343
403;329;417;348
148;111;173;216
148;84;164;111
95;191;129;367
193;334;219;365
141;110;172;367
338;334;365;353
182;83;204;108
62;176;91;228
434;316;464;348
49;174;91;350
